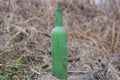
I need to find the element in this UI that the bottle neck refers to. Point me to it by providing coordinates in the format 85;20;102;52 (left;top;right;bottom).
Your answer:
56;9;63;27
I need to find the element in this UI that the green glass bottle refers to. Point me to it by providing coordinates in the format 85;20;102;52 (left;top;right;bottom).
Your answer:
51;9;68;79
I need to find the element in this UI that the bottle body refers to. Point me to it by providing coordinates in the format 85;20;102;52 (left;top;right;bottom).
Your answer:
51;27;68;79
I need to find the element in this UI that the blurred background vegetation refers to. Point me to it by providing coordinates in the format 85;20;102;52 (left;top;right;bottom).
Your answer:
0;0;120;80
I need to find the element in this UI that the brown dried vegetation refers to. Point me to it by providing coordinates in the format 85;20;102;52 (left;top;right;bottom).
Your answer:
0;0;120;80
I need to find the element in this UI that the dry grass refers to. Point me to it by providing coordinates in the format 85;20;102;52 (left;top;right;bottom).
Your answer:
0;0;120;80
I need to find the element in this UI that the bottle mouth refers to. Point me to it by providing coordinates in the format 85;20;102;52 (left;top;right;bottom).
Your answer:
56;8;62;12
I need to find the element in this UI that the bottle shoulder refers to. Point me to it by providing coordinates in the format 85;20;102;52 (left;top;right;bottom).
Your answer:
52;27;67;31
51;27;67;34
